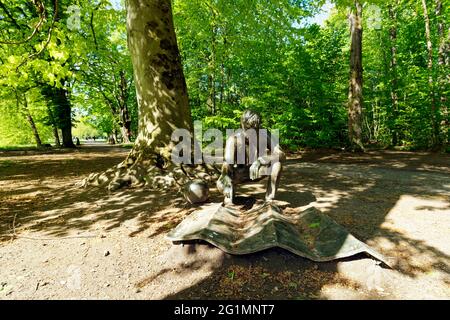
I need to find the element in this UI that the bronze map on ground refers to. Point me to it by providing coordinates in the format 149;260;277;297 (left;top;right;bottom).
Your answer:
167;202;390;267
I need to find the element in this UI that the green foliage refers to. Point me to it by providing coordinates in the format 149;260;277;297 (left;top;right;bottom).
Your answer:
72;117;102;139
173;0;449;150
0;0;448;151
0;0;136;145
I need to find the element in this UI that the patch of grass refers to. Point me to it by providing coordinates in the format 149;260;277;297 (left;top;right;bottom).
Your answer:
309;222;321;229
0;144;39;151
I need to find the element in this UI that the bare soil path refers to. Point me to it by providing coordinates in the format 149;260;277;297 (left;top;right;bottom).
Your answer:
0;145;449;299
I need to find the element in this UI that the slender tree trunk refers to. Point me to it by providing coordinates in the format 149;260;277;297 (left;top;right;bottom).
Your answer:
126;0;192;160
119;70;132;143
421;0;440;147
53;126;61;146
121;116;132;143
435;0;449;143
220;62;225;104
26;112;42;147
389;3;399;146
114;128;120;144
47;105;61;146
348;1;364;151
23;95;42;147
206;4;217;115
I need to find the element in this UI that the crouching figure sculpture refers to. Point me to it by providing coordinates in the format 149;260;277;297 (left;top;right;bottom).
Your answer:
217;110;285;205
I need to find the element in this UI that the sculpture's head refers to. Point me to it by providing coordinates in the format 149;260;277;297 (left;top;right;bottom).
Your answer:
241;110;261;130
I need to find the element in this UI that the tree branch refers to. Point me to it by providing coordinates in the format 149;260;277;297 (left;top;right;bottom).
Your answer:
90;3;102;51
0;0;47;44
16;0;58;71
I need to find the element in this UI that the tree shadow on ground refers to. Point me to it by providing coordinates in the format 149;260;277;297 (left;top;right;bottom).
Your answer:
153;152;449;299
0;147;449;299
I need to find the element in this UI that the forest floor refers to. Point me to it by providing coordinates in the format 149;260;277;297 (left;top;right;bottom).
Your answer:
0;145;449;300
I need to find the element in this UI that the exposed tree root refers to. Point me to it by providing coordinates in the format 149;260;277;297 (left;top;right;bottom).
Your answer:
77;150;220;192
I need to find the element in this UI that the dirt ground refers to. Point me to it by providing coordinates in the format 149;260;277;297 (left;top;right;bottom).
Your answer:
0;145;449;300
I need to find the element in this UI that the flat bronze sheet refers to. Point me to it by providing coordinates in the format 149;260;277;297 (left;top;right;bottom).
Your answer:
167;202;390;266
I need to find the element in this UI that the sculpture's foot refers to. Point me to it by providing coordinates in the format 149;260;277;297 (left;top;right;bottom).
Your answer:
265;197;274;204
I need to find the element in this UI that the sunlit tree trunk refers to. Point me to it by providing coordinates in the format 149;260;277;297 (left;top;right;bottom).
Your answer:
118;71;132;143
435;0;449;143
56;88;75;148
126;0;192;161
421;0;440;147
207;14;217;115
348;0;364;151
23;95;42;147
52;126;61;146
389;3;399;146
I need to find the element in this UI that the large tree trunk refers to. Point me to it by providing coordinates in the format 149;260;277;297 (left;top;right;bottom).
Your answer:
348;1;364;151
81;0;200;190
389;3;399;146
421;0;440;148
127;0;192;156
46;105;61;146
56;87;75;148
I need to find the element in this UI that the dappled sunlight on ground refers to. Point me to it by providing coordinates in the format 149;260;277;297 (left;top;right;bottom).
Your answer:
0;146;449;299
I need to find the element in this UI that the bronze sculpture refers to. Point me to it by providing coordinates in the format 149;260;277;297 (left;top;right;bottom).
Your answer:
217;110;285;205
170;110;390;267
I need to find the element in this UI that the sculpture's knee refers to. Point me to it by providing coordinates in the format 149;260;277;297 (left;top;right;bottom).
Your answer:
266;161;282;201
270;161;282;179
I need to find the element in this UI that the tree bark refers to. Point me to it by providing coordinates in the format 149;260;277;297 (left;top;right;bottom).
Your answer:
56;87;75;148
47;105;61;146
207;21;217;115
421;0;440;147
126;0;192;160
389;3;399;146
81;0;204;190
23;95;42;147
53;126;61;146
118;70;132;143
41;84;75;148
435;0;449;143
348;1;364;151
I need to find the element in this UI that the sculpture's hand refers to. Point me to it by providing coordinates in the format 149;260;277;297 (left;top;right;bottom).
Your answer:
250;160;261;180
